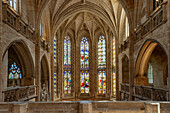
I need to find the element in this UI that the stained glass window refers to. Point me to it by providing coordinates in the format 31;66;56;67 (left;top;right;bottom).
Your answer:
80;71;89;93
80;37;89;93
64;36;71;94
54;36;57;63
147;63;153;84
98;36;106;94
64;71;71;94
113;37;116;67
54;72;57;96
98;71;106;94
113;37;116;96
113;71;116;96
54;36;57;96
9;62;22;79
98;36;106;69
64;36;71;69
80;37;89;69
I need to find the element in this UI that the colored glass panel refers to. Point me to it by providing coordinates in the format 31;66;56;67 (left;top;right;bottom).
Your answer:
98;71;106;94
54;72;57;96
98;36;106;69
113;37;116;67
9;62;22;79
113;71;116;96
64;36;71;69
113;37;116;96
64;71;71;94
80;37;89;69
54;36;57;63
80;71;89;93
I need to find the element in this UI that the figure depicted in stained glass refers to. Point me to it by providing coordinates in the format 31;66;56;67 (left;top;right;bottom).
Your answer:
80;71;89;93
98;71;106;94
98;36;106;69
98;36;106;94
80;37;89;69
64;71;71;94
80;37;90;93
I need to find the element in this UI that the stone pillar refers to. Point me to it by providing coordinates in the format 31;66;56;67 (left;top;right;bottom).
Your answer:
107;32;111;98
167;0;170;101
79;103;92;113
129;32;135;101
13;103;27;113
0;0;3;102
115;33;120;100
35;29;41;101
91;23;95;99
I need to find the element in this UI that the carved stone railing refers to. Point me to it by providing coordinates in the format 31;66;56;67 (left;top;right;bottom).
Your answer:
118;39;129;53
120;83;130;100
135;1;167;42
2;85;38;102
134;85;152;100
120;84;169;101
40;38;51;52
2;2;35;42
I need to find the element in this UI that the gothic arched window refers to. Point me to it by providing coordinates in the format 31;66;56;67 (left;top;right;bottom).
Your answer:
147;63;153;84
8;62;22;87
7;0;18;11
113;37;116;96
80;37;89;93
64;36;71;94
98;36;106;94
9;62;22;79
54;36;57;96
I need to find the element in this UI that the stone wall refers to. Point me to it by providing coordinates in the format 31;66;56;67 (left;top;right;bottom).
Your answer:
0;102;170;113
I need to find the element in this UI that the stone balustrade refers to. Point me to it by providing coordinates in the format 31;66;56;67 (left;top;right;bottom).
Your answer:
2;2;35;42
134;1;167;42
40;38;51;52
2;85;38;102
118;39;129;53
0;102;170;113
120;83;169;101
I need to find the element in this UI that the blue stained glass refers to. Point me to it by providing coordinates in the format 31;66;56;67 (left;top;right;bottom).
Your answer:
80;37;89;69
9;62;22;79
54;36;57;63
